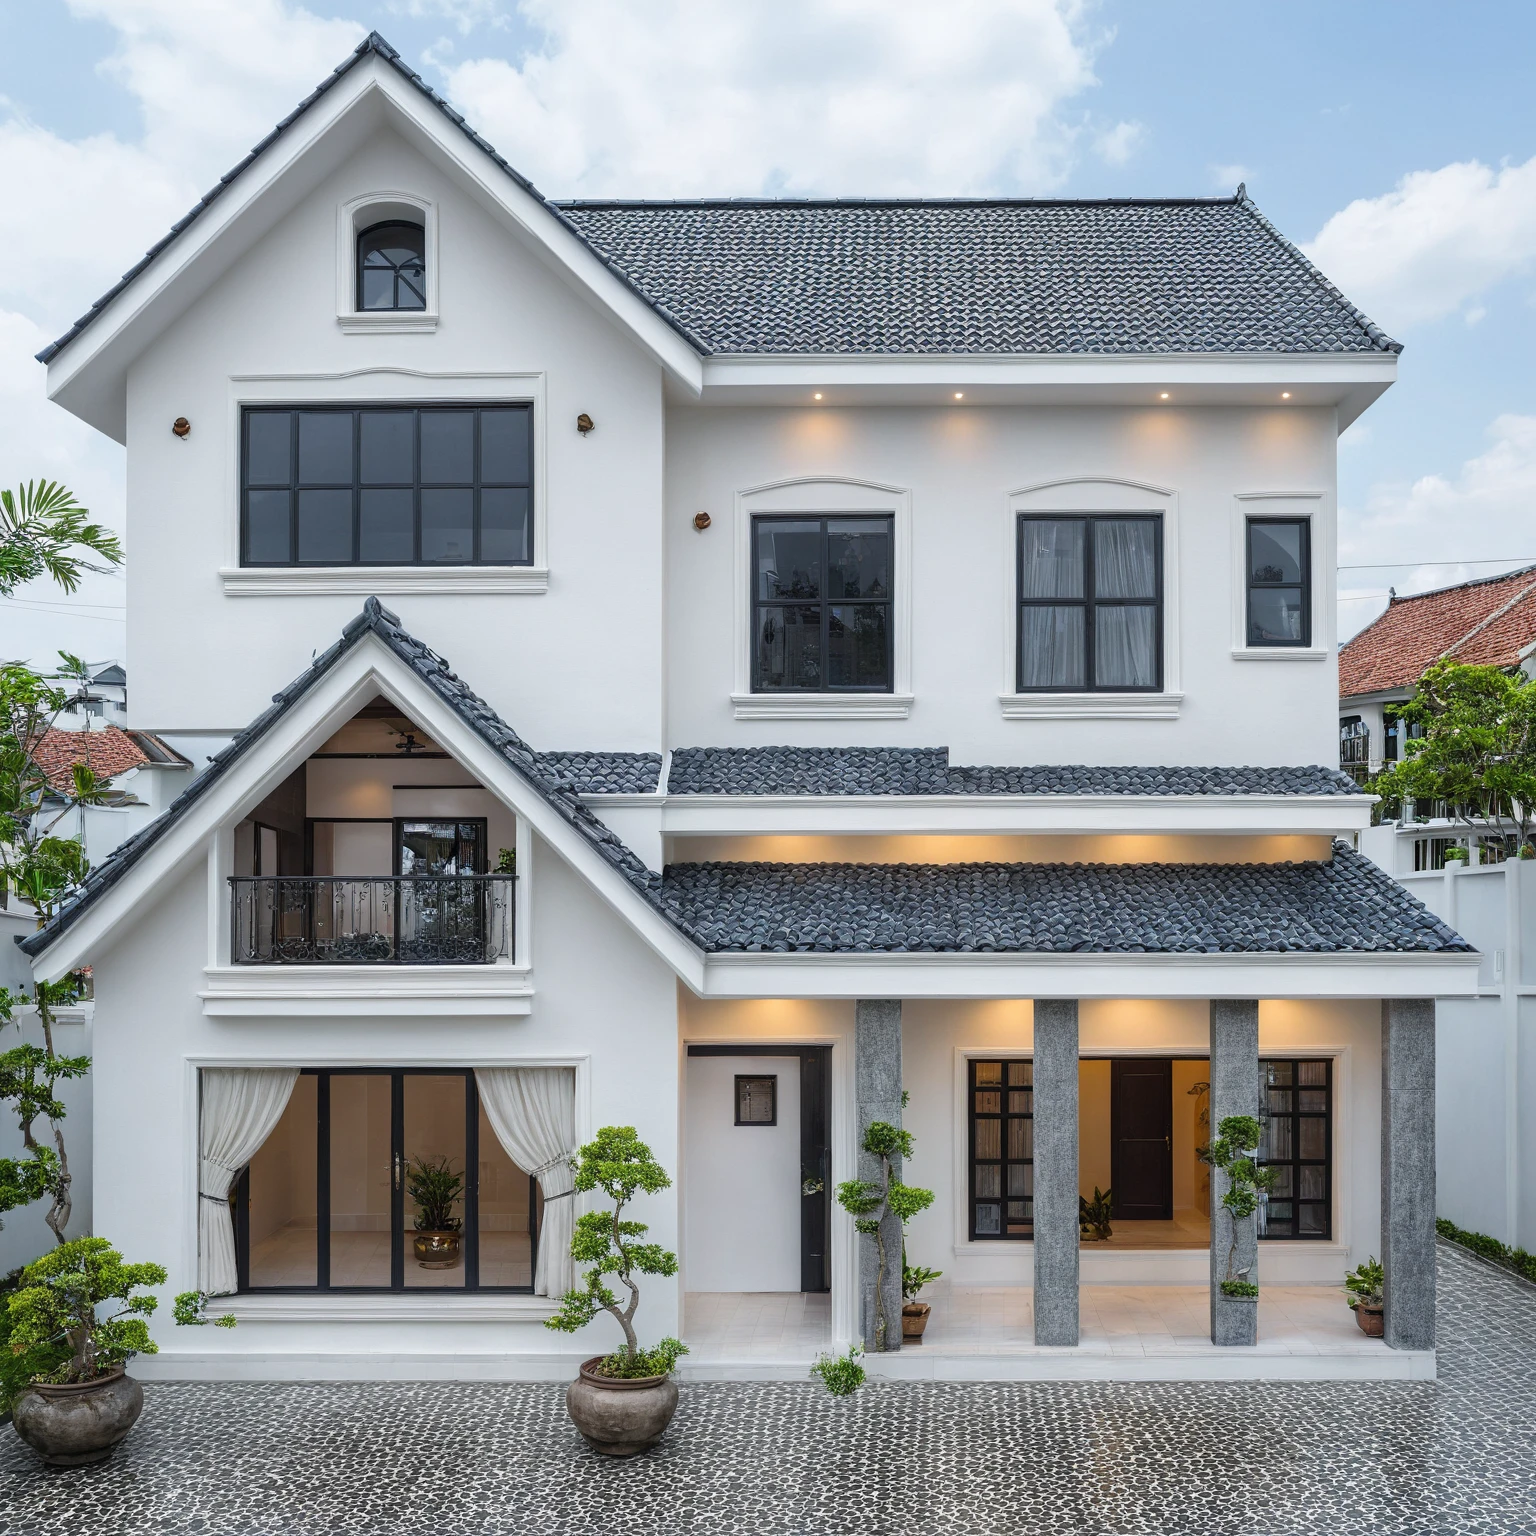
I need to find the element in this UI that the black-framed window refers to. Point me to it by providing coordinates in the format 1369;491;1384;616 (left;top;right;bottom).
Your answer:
1016;514;1162;692
1257;1058;1331;1240
1246;518;1311;647
735;1075;777;1125
752;514;893;692
241;405;532;567
968;1059;1033;1240
357;222;426;312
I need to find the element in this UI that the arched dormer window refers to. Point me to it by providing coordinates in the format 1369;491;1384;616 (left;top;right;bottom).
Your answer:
357;222;426;312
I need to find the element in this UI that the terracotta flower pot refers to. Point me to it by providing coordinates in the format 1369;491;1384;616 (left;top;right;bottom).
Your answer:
1354;1303;1385;1338
566;1356;679;1457
412;1230;463;1268
11;1366;144;1467
902;1302;931;1342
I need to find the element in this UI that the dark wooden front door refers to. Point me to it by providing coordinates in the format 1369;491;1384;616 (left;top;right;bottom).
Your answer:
1110;1058;1173;1220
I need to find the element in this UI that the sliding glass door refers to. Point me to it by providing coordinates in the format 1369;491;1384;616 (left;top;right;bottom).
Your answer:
237;1068;539;1292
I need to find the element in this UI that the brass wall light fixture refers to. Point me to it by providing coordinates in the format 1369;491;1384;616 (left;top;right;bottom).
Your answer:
172;417;191;439
576;413;595;435
693;512;712;531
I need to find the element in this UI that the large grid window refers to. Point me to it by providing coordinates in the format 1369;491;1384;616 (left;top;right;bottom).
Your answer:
1016;514;1162;692
968;1059;1033;1240
751;514;893;692
1257;1058;1332;1240
241;405;532;567
1246;518;1311;646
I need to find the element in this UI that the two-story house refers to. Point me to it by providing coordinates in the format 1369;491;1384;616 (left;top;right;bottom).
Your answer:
21;36;1476;1384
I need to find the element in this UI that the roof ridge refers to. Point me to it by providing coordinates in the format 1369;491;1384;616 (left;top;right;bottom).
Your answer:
1440;575;1536;662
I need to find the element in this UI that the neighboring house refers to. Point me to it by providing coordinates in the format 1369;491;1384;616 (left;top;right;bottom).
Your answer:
56;661;130;730
1338;565;1536;782
1344;572;1536;1253
19;35;1474;1383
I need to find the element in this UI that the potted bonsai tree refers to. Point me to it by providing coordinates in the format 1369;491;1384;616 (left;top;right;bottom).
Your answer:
901;1253;942;1342
6;1237;234;1465
407;1154;464;1269
1201;1115;1276;1301
1345;1256;1385;1336
545;1126;687;1456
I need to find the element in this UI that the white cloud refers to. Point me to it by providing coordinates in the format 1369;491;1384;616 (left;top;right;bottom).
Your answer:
389;0;511;34
1305;156;1536;331
1095;119;1143;167
1209;161;1249;190
443;0;1104;197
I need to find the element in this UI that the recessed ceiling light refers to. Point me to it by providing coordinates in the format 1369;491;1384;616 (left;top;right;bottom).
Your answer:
813;392;823;401
1159;392;1170;400
1281;391;1292;399
954;392;964;400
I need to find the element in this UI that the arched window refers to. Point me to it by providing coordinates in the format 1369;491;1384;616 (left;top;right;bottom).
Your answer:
357;222;426;312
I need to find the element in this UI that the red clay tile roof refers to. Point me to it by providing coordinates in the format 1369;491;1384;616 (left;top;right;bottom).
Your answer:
1339;564;1536;699
31;726;150;792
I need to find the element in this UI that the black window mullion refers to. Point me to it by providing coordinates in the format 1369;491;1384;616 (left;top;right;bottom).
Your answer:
352;410;361;563
819;521;831;690
1083;515;1096;691
391;1072;405;1289
316;1070;331;1289
465;1071;481;1290
414;410;423;564
289;411;299;568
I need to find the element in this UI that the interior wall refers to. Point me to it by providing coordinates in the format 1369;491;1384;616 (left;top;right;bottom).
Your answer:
1079;1060;1111;1197
248;1073;318;1247
1172;1058;1211;1214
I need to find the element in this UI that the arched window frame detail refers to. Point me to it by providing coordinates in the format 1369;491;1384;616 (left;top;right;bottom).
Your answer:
337;192;439;333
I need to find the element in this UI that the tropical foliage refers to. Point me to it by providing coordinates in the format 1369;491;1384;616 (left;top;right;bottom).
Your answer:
0;480;121;598
1344;1256;1384;1311
406;1155;464;1232
1079;1185;1113;1241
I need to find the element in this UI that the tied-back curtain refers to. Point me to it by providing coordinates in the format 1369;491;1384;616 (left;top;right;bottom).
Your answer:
199;1067;300;1296
475;1068;577;1299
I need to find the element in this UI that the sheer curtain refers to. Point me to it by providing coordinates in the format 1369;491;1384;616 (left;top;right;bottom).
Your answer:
199;1068;300;1296
1093;520;1158;688
475;1068;578;1298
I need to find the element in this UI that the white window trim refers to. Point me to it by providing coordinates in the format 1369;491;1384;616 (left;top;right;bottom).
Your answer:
336;191;439;332
1231;492;1329;660
998;477;1182;720
732;475;913;720
219;369;548;595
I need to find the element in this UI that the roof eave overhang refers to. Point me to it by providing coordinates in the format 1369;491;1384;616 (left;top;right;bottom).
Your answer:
694;947;1480;1001
1340;685;1417;707
45;55;703;440
691;351;1395;429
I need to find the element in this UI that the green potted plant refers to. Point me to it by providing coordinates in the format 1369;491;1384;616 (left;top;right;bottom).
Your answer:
546;1126;688;1456
1201;1115;1276;1301
6;1237;234;1465
901;1252;942;1342
406;1154;464;1268
1079;1186;1113;1241
1345;1256;1385;1337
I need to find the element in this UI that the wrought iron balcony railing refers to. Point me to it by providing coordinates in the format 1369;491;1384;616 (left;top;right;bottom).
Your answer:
229;875;516;965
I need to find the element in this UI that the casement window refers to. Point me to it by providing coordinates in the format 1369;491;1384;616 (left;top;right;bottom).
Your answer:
241;405;532;567
1256;1058;1332;1240
1246;518;1311;647
751;514;894;692
1016;514;1162;691
357;222;426;312
968;1059;1034;1240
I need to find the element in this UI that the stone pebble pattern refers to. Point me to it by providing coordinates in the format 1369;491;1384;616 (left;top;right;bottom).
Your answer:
656;844;1472;954
2;1244;1532;1535
666;746;1366;798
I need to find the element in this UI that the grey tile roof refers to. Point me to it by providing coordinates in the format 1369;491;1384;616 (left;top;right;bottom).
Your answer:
666;747;1365;797
38;39;1397;367
534;751;662;795
657;846;1471;955
556;195;1400;357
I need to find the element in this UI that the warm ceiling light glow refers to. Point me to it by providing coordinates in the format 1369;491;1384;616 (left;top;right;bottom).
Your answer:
813;392;823;401
1159;392;1170;400
1281;391;1292;399
954;392;964;400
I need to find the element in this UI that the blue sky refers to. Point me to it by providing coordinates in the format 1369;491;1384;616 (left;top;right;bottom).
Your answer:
2;0;1534;665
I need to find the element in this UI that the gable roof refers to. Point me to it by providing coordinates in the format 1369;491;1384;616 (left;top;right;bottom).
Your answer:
38;37;1396;370
1339;564;1536;699
32;726;150;791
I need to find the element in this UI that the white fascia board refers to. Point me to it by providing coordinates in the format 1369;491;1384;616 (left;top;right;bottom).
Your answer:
657;794;1373;837
29;635;705;990
199;963;533;1017
696;949;1482;1002
45;58;701;438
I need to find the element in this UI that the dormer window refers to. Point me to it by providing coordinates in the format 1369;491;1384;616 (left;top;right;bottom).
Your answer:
357;222;426;312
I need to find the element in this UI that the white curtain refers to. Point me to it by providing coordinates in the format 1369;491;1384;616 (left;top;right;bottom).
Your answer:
475;1068;578;1299
199;1067;300;1296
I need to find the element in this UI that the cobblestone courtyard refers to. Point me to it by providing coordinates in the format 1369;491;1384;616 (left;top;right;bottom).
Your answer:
1;1243;1532;1536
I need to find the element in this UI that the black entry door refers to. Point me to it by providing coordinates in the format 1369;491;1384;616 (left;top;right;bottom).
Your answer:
1110;1058;1173;1220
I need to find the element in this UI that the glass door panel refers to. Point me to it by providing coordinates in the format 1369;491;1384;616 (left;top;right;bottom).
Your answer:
329;1074;393;1286
246;1073;317;1286
477;1099;537;1289
404;1074;468;1289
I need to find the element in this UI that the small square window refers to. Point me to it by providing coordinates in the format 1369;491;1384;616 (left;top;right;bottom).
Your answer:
735;1075;777;1126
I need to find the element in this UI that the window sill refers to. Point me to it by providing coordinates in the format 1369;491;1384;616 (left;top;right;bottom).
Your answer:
337;312;439;334
220;566;549;597
200;964;532;1017
731;692;913;721
998;691;1183;721
1232;647;1328;662
223;1293;557;1323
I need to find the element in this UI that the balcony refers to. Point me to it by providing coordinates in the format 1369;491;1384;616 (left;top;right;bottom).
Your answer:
230;876;516;966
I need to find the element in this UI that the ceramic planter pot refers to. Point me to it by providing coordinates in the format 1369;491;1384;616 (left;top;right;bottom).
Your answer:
1354;1303;1385;1337
11;1367;144;1467
566;1356;678;1457
412;1230;463;1268
902;1302;931;1342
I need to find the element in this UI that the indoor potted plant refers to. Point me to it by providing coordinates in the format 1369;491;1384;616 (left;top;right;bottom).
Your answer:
1079;1186;1113;1242
546;1125;688;1456
1345;1256;1385;1336
6;1237;234;1466
901;1253;942;1342
407;1154;464;1268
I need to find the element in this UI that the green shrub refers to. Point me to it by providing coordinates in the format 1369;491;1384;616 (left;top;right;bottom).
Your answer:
1437;1217;1536;1284
1219;1280;1258;1299
1345;1257;1383;1309
591;1338;688;1379
810;1344;865;1397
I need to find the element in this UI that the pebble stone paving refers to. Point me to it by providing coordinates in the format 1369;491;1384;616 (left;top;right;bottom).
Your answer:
1;1242;1533;1536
